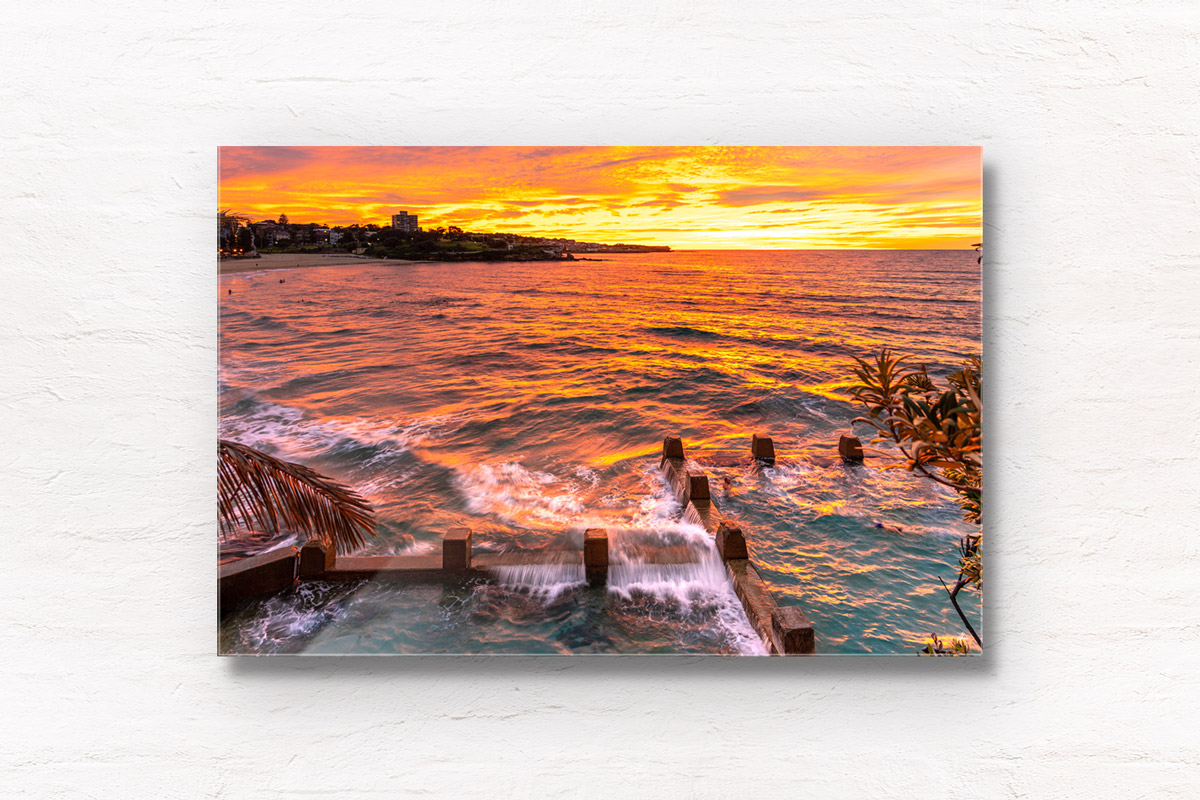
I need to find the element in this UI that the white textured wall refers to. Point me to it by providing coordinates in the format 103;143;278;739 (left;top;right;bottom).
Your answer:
4;2;1198;797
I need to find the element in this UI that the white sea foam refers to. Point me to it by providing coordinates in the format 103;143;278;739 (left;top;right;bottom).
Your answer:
604;515;767;656
487;562;587;601
572;465;600;485
607;539;768;656
220;397;447;468
227;581;356;654
452;457;699;533
356;469;417;496
608;551;725;604
452;461;589;528
619;465;770;654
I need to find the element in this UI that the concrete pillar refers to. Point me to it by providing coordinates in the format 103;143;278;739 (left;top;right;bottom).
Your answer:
219;547;299;615
665;457;711;507
715;522;749;560
751;434;776;465
662;436;685;460
838;435;865;463
584;528;608;587
299;539;334;578
443;528;472;570
772;606;816;655
685;471;711;503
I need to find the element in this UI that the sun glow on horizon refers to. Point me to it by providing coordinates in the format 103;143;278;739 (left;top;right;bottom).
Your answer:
218;146;981;250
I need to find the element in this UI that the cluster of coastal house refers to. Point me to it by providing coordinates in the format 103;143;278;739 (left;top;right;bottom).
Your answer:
219;210;670;256
219;213;358;249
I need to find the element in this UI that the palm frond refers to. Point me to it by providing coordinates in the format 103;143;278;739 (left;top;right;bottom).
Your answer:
218;209;250;225
218;439;375;555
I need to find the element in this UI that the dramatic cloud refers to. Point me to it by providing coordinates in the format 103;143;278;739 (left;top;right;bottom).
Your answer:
716;187;830;206
218;146;981;249
219;147;317;181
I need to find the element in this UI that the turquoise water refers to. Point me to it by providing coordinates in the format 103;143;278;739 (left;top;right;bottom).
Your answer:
219;250;981;655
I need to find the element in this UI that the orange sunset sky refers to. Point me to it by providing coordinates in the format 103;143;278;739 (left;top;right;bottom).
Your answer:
219;146;981;250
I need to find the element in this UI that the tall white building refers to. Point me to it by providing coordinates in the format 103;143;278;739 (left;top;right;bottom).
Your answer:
391;211;419;232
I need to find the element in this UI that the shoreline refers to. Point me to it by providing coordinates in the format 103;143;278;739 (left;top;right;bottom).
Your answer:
219;253;432;275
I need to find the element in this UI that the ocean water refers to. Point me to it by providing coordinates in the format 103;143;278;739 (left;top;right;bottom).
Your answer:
218;250;981;655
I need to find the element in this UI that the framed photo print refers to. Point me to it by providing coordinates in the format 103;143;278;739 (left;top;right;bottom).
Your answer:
218;146;982;656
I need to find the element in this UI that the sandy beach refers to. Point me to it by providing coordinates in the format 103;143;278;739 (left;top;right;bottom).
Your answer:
219;253;424;274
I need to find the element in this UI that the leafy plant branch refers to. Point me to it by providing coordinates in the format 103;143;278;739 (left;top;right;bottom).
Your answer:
847;350;982;648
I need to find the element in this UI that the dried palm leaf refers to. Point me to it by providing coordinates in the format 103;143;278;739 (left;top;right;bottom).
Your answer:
218;439;374;555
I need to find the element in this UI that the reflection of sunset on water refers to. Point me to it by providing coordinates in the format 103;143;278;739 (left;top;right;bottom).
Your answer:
219;146;980;250
220;246;981;654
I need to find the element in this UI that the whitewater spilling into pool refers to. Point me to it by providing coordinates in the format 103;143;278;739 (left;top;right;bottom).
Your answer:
219;250;981;655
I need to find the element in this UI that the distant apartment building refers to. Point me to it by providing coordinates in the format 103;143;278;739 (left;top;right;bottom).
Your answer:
391;211;420;232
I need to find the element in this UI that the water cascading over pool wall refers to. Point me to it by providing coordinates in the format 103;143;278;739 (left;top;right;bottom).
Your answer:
217;436;817;655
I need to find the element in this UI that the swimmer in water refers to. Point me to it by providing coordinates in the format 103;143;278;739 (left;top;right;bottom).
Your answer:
875;522;904;533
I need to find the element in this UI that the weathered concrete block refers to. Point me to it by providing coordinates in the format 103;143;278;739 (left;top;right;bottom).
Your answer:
685;471;710;502
661;455;684;484
664;458;711;507
751;434;776;464
725;558;778;653
324;555;444;581
839;435;865;463
219;547;299;615
583;528;609;568
684;500;721;534
443;528;472;570
584;528;608;587
715;522;749;560
662;436;685;460
772;606;816;655
299;539;334;577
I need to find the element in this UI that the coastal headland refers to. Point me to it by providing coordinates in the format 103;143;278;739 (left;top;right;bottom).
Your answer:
220;211;671;268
